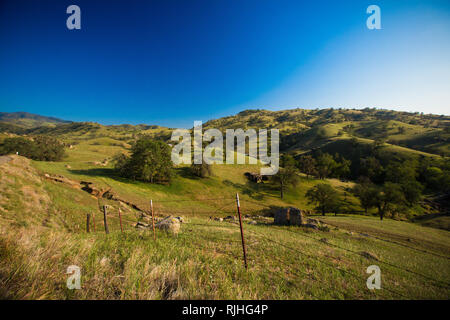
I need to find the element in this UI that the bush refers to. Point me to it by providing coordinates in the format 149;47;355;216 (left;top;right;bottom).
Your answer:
0;136;65;161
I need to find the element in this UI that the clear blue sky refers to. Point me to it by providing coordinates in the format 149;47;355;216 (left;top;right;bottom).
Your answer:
0;0;449;128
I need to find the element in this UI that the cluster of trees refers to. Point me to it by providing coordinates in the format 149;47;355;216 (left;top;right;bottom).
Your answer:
271;155;344;214
297;152;351;180
353;181;408;220
352;157;450;220
271;153;350;201
271;148;450;220
294;142;450;216
0;136;65;161
113;137;173;183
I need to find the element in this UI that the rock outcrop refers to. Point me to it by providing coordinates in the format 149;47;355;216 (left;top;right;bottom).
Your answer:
155;216;181;235
274;207;305;226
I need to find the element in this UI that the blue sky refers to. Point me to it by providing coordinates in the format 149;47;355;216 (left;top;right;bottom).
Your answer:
0;0;449;128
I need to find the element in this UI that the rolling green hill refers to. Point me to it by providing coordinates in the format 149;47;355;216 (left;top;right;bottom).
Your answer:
2;107;447;157
0;107;449;299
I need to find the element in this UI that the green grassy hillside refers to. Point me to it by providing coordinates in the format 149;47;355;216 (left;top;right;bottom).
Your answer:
0;107;449;299
0;154;449;299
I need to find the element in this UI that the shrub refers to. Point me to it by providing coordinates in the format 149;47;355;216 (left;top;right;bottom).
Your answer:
0;136;65;161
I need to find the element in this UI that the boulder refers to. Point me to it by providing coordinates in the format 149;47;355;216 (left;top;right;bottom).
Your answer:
274;207;305;226
156;216;181;235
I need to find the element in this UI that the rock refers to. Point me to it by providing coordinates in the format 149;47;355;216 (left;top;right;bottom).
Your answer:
360;251;379;261
65;164;71;169
156;216;181;235
274;207;305;226
248;220;257;225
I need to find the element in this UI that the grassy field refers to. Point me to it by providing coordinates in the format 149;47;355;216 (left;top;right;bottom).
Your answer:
0;136;449;299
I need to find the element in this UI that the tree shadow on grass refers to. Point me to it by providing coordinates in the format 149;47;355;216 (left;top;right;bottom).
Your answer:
69;168;115;178
68;168;151;187
69;167;216;187
222;179;266;201
175;166;203;179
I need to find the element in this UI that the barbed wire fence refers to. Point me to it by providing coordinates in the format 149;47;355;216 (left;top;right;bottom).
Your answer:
82;193;450;299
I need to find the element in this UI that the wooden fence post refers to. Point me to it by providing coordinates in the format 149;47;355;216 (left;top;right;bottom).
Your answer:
235;193;248;269
92;213;96;232
118;208;123;233
86;213;91;233
151;200;156;241
103;205;109;234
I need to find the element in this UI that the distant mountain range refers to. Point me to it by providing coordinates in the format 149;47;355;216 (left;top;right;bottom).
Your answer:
0;112;71;129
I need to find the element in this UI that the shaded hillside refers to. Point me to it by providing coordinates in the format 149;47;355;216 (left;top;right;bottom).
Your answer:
0;112;71;128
